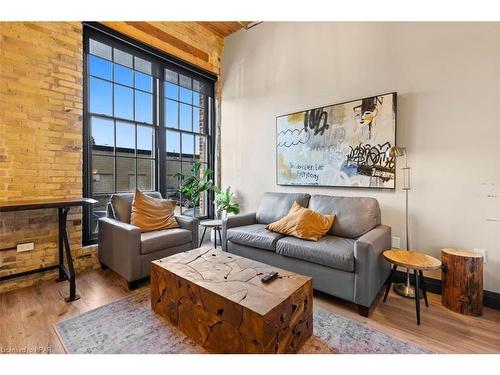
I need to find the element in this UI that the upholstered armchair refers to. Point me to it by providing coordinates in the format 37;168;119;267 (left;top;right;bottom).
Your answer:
98;192;199;290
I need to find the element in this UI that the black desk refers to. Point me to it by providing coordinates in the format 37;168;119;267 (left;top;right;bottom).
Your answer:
0;198;97;302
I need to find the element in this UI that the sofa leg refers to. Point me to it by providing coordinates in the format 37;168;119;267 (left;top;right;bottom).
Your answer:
357;304;370;317
127;280;139;291
99;262;108;270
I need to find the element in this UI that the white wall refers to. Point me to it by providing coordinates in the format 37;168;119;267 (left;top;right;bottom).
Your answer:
221;22;500;293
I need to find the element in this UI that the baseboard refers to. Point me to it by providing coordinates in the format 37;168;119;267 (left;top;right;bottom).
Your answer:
393;270;500;310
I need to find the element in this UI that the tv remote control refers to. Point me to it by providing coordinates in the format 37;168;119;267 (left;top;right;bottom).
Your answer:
260;271;278;283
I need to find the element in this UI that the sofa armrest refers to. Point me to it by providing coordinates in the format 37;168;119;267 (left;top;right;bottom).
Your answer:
353;225;392;307
221;212;257;251
175;215;199;248
98;217;142;282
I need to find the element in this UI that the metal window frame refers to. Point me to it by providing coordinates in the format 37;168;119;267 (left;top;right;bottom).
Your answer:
83;23;217;245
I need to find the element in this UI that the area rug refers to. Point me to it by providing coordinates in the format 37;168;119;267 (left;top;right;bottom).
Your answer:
54;291;432;354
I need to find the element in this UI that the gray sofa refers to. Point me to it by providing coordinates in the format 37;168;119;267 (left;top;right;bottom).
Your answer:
98;192;199;290
222;192;391;316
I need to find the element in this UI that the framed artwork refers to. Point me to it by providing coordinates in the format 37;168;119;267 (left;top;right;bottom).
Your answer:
276;92;397;189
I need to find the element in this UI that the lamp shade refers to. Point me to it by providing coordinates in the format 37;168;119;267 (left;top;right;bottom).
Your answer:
385;146;405;159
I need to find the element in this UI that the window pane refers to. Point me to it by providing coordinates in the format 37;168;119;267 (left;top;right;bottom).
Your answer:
194;135;207;162
137;159;155;191
182;133;194;158
135;91;153;124
116;121;135;155
180;103;192;131
134;56;152;74
89;77;112;116
114;64;133;87
90;39;112;60
137;125;154;157
90;195;111;235
166;130;180;157
165;99;178;128
165;68;178;84
114;85;134;120
91;117;114;152
113;48;133;67
91;155;114;193
116;157;135;192
179;74;192;89
179;87;192;104
165;82;178;100
135;71;152;92
89;55;112;80
193;106;204;134
193;91;201;107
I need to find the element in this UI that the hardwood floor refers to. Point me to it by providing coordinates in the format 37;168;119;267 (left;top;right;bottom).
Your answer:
1;268;499;354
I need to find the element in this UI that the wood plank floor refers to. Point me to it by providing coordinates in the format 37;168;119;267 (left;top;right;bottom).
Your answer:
1;268;499;354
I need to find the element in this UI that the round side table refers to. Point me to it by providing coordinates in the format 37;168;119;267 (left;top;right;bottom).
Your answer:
383;249;442;325
200;220;222;248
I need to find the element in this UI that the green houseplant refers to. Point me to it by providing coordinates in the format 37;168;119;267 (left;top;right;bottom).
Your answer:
213;186;240;219
174;162;213;217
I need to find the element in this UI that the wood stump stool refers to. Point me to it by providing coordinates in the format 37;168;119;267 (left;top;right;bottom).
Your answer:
441;248;483;316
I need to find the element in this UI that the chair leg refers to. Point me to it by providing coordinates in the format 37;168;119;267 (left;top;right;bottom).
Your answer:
357;304;370;317
127;280;139;291
384;264;397;302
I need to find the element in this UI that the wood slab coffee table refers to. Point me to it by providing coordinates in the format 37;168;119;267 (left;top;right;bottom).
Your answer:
151;247;313;353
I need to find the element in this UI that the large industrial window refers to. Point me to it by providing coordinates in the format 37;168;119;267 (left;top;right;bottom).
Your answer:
83;24;216;244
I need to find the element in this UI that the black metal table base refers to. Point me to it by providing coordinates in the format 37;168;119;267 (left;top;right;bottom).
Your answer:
199;226;222;248
383;265;429;325
55;207;79;302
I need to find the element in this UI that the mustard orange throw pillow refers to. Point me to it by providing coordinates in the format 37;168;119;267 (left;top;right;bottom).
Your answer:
130;189;179;232
266;201;335;241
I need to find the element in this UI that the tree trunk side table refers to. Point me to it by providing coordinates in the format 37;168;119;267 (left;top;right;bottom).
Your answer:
441;248;483;316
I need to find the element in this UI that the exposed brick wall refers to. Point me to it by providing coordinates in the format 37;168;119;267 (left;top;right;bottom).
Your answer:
0;22;94;292
0;22;224;293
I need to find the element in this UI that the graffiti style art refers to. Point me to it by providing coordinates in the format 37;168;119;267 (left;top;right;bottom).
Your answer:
276;93;397;189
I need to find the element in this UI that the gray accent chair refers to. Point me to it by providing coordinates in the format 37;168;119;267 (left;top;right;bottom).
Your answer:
98;192;199;290
222;192;391;316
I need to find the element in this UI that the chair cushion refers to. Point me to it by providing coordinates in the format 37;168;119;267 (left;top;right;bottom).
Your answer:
226;224;285;251
256;192;311;224
131;189;178;232
267;202;335;241
140;228;192;255
111;191;162;223
308;195;381;239
276;235;355;272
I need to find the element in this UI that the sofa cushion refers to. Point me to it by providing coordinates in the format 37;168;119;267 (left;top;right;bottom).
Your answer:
256;192;311;224
267;201;335;241
227;224;285;251
276;235;355;272
308;195;381;239
111;191;162;223
131;189;179;232
140;228;192;255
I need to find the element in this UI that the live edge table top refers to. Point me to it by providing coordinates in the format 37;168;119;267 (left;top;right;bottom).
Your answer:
152;247;311;316
151;247;313;353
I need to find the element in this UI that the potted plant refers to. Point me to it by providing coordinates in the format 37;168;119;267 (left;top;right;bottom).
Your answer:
213;186;240;219
174;162;213;217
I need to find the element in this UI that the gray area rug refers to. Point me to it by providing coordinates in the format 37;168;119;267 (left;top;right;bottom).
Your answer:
54;291;432;354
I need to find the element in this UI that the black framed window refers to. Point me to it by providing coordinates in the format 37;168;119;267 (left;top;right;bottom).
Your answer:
83;23;216;244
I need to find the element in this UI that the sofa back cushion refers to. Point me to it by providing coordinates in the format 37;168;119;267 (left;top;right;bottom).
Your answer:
308;195;381;239
256;192;311;224
110;191;162;223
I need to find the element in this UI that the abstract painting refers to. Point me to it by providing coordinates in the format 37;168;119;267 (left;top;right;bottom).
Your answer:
276;92;397;189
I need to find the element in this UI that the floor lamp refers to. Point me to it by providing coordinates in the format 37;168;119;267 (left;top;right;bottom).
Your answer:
385;146;418;298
